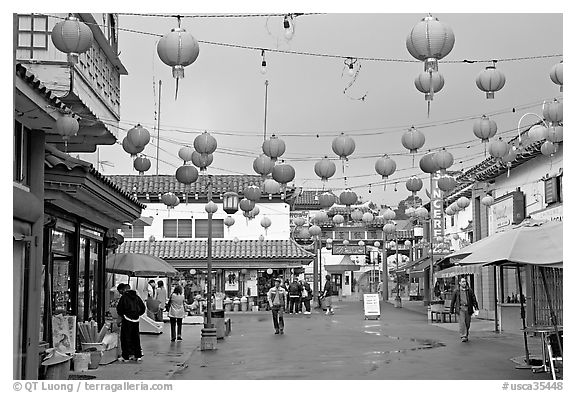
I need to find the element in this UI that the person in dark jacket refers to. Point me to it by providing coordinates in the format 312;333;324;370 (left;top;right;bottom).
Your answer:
299;278;312;314
322;274;335;315
287;278;302;314
450;277;479;342
116;284;146;361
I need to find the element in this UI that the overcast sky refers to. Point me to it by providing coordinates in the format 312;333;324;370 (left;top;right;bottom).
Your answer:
70;7;563;207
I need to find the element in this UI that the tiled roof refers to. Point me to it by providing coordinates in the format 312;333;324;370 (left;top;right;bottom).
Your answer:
108;174;294;202
117;239;314;262
45;145;145;209
294;189;337;208
16;63;68;112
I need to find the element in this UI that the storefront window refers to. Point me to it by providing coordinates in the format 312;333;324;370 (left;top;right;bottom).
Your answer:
78;238;86;321
52;256;72;315
51;230;71;253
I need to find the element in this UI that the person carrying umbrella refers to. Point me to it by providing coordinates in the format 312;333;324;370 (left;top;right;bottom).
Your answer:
450;277;479;342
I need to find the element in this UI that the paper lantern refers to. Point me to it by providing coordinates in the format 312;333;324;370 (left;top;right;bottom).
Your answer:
342;239;349;246
476;63;506;99
434;148;454;171
542;99;563;124
175;165;199;185
194;131;217;156
404;240;412;247
308;225;322;237
546;125;563;143
205;201;218;214
293;217;306;227
382;209;396;221
405;207;415;217
456;197;470;209
244;185;262;202
383;223;396;235
473;115;497;143
318;192;336;208
133;156;151;175
375;155;397;189
157;25;199;98
540;141;558;157
224;216;235;228
298;227;311;239
405;176;423;195
272;162;295;186
488;137;509;160
332;214;345;225
239;198;256;213
190;151;212;172
51;16;93;64
406;14;455;72
419;152;440;174
262;134;286;162
528;125;548;142
415;207;428;219
401;126;425;154
332;133;355;160
437;175;457;193
362;212;374;223
260;216;272;231
339;189;358;206
178;146;194;163
253;154;274;177
262;178;281;195
481;195;494;207
127;124;150;149
55;114;79;148
314;156;337;181
122;137;144;157
161;192;179;209
351;209;363;222
414;70;445;103
549;61;563;92
313;211;329;224
445;206;455;216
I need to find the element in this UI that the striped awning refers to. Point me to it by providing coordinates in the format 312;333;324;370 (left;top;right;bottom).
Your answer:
435;264;482;279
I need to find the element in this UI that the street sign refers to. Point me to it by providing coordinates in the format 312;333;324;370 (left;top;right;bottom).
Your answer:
332;244;366;255
363;294;380;320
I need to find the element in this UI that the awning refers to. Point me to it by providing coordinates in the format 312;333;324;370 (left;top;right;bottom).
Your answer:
435;264;482;279
324;255;360;273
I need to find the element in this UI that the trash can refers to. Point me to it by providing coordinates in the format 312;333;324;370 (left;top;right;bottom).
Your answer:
233;298;241;312
240;296;248;311
204;310;225;339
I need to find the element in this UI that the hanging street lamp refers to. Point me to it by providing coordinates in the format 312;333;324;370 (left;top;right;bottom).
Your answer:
222;192;239;214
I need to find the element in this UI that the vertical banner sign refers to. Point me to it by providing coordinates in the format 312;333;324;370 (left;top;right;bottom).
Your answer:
430;173;445;246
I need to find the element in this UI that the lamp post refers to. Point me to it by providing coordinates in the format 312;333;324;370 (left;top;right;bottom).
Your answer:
393;233;402;308
309;224;322;308
200;175;217;350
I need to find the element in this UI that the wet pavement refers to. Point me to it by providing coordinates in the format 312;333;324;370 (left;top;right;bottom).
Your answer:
85;299;556;380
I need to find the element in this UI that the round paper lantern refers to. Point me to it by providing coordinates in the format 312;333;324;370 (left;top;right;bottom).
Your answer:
358;240;365;247
456;197;470;209
175;164;199;185
388;241;396;249
342;239;349;246
308;225;322;237
332;214;345;225
299;227;311;239
272;162;295;186
161;192;179;209
332;133;356;160
51;16;93;64
501;149;517;166
266;268;273;274
293;217;306;227
382;208;396;221
550;61;563;92
178;146;194;163
55;114;79;145
351;209;363;222
404;240;412;247
262;178;281;195
194;131;217;156
473;115;498;143
339;189;358;206
449;202;461;212
362;212;374;223
476;64;506;99
244;185;262;202
542;99;563;124
133;156;151;175
375;155;397;179
415;207;428;219
318;192;336;208
481;195;494;207
260;216;272;230
253;154;274;177
401;127;425;153
157;25;199;96
405;176;423;194
122;137;144;157
414;70;445;100
406;15;455;72
374;241;381;248
445;206;455;216
405;207;415;217
546;125;563;143
437;175;457;193
528;125;548;142
239;198;256;213
205;201;218;214
434;148;454;171
488;138;509;160
314;156;337;181
244;206;260;220
191;151;213;172
540;141;558;157
224;216;235;228
419;152;440;174
127;124;151;149
313;211;329;224
383;222;396;235
262;134;286;162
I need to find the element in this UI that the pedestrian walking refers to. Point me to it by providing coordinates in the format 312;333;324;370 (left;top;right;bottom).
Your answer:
267;278;287;334
287;278;302;314
322;274;335;315
148;279;156;299
450;277;479;342
300;278;312;314
155;280;168;317
168;285;185;342
376;279;384;300
116;283;146;361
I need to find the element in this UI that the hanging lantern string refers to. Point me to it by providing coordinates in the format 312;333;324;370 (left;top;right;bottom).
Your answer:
42;14;562;65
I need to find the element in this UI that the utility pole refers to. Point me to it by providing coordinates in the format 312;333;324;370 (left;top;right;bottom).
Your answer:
156;80;162;175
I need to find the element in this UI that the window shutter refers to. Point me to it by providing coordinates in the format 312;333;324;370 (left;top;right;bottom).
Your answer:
194;219;224;238
163;219;177;238
177;219;192;238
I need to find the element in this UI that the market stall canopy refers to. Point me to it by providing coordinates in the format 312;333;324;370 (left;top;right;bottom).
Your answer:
106;253;178;277
325;255;360;273
449;220;562;267
435;264;482;279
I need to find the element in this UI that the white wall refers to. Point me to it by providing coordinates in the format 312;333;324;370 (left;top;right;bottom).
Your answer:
133;201;291;240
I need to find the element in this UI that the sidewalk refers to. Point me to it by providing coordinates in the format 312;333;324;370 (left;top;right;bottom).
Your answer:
79;299;553;380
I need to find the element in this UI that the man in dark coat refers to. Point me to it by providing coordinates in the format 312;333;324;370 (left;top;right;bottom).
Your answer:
450;277;479;342
116;284;146;361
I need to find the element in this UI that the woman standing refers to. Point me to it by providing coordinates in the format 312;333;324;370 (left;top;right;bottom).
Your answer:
168;285;185;342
